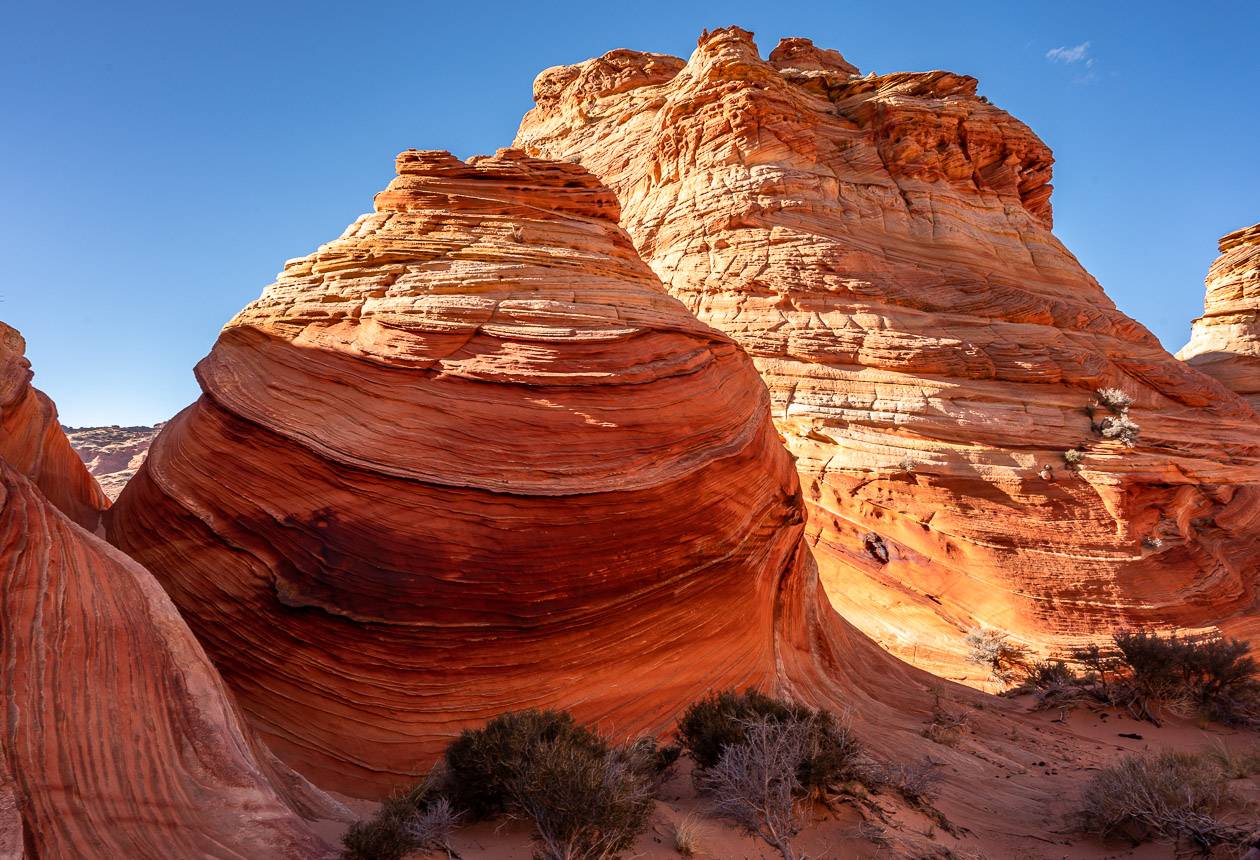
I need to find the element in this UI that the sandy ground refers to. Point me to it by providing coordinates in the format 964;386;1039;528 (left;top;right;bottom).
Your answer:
308;694;1260;859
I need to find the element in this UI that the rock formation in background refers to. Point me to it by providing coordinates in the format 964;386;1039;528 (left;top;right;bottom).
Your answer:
1;321;108;529
0;425;339;857
1178;222;1260;410
107;149;828;798
65;423;163;499
515;27;1260;679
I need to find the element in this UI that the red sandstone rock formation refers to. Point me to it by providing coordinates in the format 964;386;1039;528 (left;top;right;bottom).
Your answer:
0;459;339;858
1;322;108;528
65;422;163;499
515;28;1260;679
1179;222;1260;410
106;149;828;798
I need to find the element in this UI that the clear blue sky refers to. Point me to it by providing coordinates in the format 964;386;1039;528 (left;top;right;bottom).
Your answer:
3;1;1257;426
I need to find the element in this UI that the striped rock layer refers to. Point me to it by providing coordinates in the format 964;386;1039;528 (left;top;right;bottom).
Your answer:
0;452;337;858
1;321;108;529
1179;222;1260;411
106;149;840;798
515;27;1260;679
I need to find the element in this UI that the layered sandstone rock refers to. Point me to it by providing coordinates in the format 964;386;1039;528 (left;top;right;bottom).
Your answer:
1;322;108;528
65;422;163;499
1178;222;1260;410
107;148;834;798
0;457;338;859
515;28;1260;679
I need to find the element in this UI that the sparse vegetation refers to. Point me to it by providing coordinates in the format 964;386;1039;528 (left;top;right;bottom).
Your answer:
672;813;704;856
677;689;865;798
1089;388;1140;447
877;759;942;805
344;709;662;860
699;716;807;860
964;627;1029;685
341;775;442;860
1014;631;1260;726
922;688;970;746
897;454;918;473
1077;750;1250;854
1062;448;1086;470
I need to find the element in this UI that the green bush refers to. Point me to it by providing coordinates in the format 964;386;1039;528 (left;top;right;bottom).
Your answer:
677;689;863;796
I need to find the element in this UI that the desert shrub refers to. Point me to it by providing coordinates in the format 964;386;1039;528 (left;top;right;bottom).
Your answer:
877;759;942;805
405;796;461;858
514;738;655;860
1077;750;1248;852
341;777;440;860
444;709;607;819
677;689;864;796
1062;448;1086;470
897;455;918;473
1114;630;1259;724
1095;388;1134;413
964;627;1029;684
1097;413;1141;447
922;688;970;746
672;813;704;856
443;709;661;860
699;716;807;860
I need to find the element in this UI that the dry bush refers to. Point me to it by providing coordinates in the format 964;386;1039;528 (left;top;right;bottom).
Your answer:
922;689;970;746
672;813;704;856
1078;750;1250;854
964;628;1029;685
515;740;655;860
1062;448;1086;470
1097;413;1141;447
1095;388;1134;413
877;759;942;805
341;775;442;860
677;689;865;797
699;716;807;860
405;796;461;858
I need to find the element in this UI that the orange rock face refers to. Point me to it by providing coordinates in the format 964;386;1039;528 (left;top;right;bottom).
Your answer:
515;28;1260;679
107;149;833;798
1;322;108;529
1178;222;1260;410
0;459;338;858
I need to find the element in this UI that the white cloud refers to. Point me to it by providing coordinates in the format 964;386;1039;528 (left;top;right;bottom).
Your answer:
1046;42;1091;64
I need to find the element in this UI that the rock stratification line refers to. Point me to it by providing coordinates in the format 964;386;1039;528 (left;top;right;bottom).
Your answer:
108;149;824;798
515;27;1260;679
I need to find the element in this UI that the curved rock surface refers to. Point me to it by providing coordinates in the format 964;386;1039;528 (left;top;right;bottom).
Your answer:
107;148;829;798
1;322;108;529
1178;222;1260;410
515;28;1260;679
0;457;338;859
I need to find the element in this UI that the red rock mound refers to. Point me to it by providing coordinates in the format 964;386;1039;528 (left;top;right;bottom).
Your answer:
1179;222;1260;410
515;27;1260;680
1;322;108;529
0;457;338;858
107;149;831;799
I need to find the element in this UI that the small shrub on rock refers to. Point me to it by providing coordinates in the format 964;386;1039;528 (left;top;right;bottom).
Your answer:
964;627;1029;684
1095;388;1134;413
1097;413;1141;447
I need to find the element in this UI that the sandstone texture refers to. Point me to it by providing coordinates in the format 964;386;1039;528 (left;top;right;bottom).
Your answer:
107;149;836;799
515;28;1260;679
65;422;162;499
1;322;108;529
0;449;339;858
1178;222;1260;410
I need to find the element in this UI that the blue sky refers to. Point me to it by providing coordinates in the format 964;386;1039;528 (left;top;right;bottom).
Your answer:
3;1;1257;426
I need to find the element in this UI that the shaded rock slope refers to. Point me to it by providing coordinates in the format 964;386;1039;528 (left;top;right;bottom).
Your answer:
515;27;1260;679
0;330;341;859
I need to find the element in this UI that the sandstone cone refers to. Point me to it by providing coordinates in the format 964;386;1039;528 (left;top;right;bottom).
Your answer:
515;27;1260;679
1178;222;1260;410
107;149;835;798
1;322;108;529
0;459;339;859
